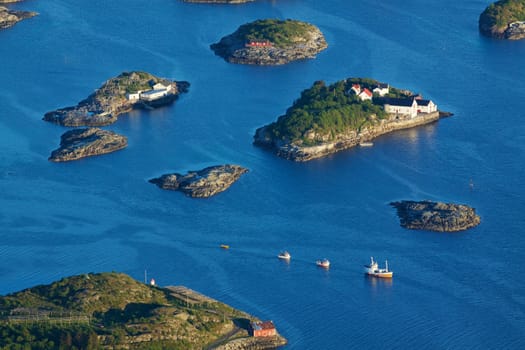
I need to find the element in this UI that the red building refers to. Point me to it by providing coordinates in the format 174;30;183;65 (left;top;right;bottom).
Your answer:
251;320;277;337
245;40;273;48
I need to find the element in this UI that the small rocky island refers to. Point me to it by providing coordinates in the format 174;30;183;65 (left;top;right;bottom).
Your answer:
43;71;189;127
211;19;327;65
391;200;481;232
0;272;287;349
0;5;36;29
479;0;525;39
149;164;248;198
254;78;448;161
49;128;127;162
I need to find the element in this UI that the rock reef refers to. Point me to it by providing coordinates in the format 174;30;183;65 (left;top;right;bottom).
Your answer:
211;19;327;65
49;128;127;162
390;200;481;232
0;5;36;29
149;165;248;198
43;71;189;127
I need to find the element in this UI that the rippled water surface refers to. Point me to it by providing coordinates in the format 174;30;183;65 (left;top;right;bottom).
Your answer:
1;0;525;348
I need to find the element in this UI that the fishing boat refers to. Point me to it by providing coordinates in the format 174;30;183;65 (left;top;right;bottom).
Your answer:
364;257;393;278
316;258;330;268
220;244;230;249
277;251;291;260
359;142;374;147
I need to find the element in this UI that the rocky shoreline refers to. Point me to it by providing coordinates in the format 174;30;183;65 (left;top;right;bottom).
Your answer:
254;111;448;162
390;200;481;232
211;19;327;65
49;128;127;162
0;5;36;29
149;165;248;198
479;0;525;40
43;71;189;127
214;335;287;350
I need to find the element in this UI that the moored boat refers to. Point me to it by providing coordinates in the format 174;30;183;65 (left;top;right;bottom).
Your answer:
220;244;230;249
364;257;393;278
278;251;291;260
316;258;330;268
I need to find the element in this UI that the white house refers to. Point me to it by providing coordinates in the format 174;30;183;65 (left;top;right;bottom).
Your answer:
358;88;373;101
373;83;389;96
140;88;169;101
152;82;172;92
350;84;361;95
126;92;141;101
416;99;437;113
383;98;418;118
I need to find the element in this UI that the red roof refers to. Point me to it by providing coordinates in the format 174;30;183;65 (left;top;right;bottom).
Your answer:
252;321;275;330
362;88;373;96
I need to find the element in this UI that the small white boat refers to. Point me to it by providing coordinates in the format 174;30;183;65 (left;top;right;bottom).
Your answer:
316;258;330;268
359;142;374;147
364;257;393;278
278;251;291;260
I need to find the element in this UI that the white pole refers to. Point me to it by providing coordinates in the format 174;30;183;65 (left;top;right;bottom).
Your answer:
385;260;389;272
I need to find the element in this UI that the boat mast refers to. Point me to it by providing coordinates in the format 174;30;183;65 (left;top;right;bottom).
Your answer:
385;260;388;272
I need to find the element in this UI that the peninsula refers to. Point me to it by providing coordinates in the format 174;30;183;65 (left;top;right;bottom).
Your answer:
391;200;481;232
49;128;127;162
149;164;248;198
254;78;448;161
0;272;286;349
0;5;36;29
43;71;189;127
211;19;327;65
479;0;525;39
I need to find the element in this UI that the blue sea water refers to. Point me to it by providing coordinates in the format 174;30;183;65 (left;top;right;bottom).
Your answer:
1;0;525;348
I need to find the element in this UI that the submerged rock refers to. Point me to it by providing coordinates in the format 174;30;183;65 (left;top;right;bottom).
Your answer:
390;200;481;232
149;165;248;198
49;128;127;162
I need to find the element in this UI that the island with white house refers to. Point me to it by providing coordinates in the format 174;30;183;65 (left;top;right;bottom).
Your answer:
43;71;189;127
254;77;448;161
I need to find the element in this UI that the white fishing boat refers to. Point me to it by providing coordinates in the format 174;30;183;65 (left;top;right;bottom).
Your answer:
364;257;393;278
278;251;291;260
316;258;330;268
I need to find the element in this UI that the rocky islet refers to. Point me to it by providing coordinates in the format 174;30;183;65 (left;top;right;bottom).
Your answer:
390;200;481;232
49;128;127;162
149;165;249;198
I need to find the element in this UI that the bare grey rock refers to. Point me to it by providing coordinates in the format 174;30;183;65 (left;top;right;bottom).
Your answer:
149;165;248;198
390;200;481;232
49;128;127;162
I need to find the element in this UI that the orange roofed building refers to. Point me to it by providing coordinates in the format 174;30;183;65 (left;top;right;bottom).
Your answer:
245;40;273;48
251;320;277;337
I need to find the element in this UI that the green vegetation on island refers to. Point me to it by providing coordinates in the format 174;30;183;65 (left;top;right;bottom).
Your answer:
234;19;319;48
0;272;285;349
479;0;525;39
211;18;327;65
264;78;409;145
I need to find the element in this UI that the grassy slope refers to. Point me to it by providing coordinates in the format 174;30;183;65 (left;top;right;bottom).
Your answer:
235;19;316;48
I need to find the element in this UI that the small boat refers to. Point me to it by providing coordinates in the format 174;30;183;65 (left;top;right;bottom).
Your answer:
359;142;374;147
316;258;330;268
220;244;230;249
364;257;393;278
277;251;291;260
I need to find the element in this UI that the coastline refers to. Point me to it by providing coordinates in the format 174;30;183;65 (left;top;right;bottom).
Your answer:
254;111;447;161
